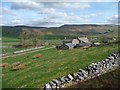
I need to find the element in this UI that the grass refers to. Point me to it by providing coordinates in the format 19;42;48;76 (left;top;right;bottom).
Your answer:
1;39;62;54
2;37;20;42
2;43;118;88
2;42;22;54
2;48;25;54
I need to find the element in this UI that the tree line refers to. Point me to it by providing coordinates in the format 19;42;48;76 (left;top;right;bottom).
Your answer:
20;28;44;48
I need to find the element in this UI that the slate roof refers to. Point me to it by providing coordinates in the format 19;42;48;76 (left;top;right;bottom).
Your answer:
77;43;91;47
64;43;75;48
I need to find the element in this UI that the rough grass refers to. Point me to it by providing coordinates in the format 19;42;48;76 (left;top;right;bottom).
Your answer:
2;48;25;54
2;37;20;42
2;44;118;88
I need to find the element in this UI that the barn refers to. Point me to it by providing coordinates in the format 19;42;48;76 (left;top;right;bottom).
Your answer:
64;43;75;49
74;43;91;48
63;39;79;45
56;43;75;50
56;37;92;50
78;37;92;44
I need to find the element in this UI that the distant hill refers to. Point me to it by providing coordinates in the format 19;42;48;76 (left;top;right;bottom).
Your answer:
1;26;45;38
1;24;118;38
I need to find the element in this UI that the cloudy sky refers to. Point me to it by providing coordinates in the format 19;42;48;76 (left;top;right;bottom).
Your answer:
1;0;119;27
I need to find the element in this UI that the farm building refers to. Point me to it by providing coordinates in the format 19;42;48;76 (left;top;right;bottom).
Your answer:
63;39;79;45
74;43;91;48
78;37;92;44
64;43;75;49
56;37;92;50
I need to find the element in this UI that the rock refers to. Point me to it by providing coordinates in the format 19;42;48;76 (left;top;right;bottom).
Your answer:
43;83;52;90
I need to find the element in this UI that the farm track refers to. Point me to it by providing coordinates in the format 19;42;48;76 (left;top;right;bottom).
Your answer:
2;46;55;59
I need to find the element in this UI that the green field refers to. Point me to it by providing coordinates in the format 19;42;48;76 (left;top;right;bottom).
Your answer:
2;48;25;54
2;44;118;88
2;37;20;42
2;38;62;54
1;41;58;54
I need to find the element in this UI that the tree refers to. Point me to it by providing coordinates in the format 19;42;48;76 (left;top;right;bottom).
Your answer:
20;28;30;47
30;29;44;47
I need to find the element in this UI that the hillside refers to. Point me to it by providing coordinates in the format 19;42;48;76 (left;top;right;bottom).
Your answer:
1;26;45;38
1;24;118;39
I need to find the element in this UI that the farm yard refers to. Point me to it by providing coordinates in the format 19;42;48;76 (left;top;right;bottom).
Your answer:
2;43;118;88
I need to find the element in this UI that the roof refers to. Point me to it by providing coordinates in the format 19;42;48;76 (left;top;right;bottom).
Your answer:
64;43;75;48
77;43;91;47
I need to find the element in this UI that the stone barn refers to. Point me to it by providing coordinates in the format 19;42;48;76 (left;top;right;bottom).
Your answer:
63;43;75;49
56;37;92;50
63;39;79;45
78;37;91;44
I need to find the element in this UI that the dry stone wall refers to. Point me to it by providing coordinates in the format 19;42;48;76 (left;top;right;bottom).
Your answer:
43;51;120;90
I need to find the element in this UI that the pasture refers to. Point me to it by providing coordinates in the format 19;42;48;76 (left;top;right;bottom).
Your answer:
2;43;118;88
2;37;62;54
2;37;20;42
2;48;25;54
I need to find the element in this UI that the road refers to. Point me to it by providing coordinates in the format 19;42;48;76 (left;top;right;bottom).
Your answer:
2;46;55;59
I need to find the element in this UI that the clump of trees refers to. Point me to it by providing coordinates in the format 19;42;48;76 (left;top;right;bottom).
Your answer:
20;28;44;48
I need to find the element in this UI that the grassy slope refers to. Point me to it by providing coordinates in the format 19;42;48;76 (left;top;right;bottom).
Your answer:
2;44;118;88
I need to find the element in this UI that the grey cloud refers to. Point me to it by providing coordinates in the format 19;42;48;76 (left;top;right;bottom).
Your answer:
30;20;63;27
10;1;57;15
107;15;118;24
10;1;41;10
34;2;91;10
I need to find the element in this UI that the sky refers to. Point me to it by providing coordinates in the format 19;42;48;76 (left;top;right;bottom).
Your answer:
0;0;119;27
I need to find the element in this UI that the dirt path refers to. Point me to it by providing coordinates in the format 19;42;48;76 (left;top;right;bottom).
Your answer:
2;46;55;59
